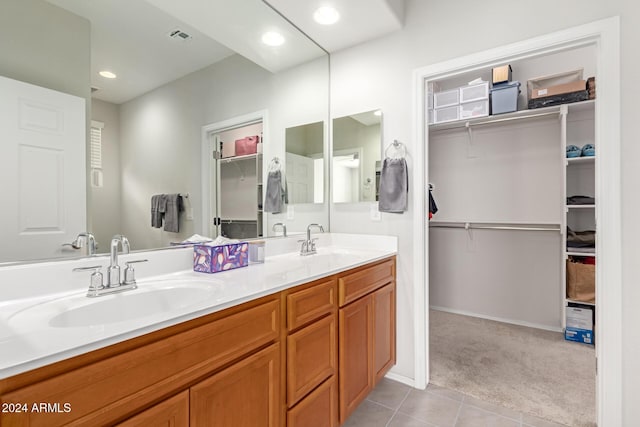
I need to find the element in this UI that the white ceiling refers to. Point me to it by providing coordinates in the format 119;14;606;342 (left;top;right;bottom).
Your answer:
45;0;405;104
266;0;405;53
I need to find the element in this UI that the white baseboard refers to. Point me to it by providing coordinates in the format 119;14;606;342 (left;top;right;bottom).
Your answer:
430;306;563;333
384;371;416;388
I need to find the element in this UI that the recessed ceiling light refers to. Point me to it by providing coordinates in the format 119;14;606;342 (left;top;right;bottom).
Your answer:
261;31;285;47
313;6;340;25
99;71;117;79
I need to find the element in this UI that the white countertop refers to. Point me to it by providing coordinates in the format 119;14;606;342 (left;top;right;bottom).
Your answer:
0;233;396;379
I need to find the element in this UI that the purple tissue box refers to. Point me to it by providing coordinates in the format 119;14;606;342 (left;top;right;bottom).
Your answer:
193;242;249;273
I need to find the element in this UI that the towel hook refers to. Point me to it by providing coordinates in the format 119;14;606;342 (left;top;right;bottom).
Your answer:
384;139;406;159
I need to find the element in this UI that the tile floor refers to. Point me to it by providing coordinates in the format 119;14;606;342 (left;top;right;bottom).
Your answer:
343;379;567;427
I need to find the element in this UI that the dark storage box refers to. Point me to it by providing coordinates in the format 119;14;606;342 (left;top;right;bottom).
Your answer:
528;90;589;109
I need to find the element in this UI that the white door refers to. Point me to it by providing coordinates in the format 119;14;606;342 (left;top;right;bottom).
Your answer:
286;152;315;204
0;75;86;262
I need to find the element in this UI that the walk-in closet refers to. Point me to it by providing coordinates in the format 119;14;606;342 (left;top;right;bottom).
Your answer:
426;44;597;426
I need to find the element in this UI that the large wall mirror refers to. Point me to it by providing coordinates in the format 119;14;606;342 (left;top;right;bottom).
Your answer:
285;121;324;204
332;110;382;203
0;0;329;264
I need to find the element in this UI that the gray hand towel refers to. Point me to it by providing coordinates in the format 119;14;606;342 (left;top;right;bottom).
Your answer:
151;194;165;228
163;194;183;232
264;170;286;213
378;158;408;213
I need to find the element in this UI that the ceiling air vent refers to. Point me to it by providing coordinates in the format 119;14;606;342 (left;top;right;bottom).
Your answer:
168;29;192;41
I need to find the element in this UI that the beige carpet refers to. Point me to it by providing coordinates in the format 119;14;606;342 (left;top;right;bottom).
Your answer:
429;309;596;427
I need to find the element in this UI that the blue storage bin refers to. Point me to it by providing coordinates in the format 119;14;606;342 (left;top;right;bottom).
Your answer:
491;81;521;115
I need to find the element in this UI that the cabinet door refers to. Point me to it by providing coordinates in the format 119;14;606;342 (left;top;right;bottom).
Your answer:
373;283;396;384
287;377;337;427
117;390;189;427
338;296;373;423
190;343;280;427
287;314;336;406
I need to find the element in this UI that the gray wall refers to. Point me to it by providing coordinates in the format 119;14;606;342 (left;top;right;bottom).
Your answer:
90;100;122;250
329;0;639;421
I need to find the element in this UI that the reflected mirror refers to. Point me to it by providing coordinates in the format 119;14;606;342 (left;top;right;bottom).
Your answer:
0;0;329;264
332;110;382;203
285;121;324;204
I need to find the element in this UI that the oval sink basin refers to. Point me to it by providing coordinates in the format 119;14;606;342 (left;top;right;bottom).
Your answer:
49;286;212;328
8;282;218;329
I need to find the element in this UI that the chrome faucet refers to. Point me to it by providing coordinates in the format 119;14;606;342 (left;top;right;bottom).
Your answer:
299;224;324;256
74;234;147;297
272;222;287;237
63;232;97;256
108;235;130;287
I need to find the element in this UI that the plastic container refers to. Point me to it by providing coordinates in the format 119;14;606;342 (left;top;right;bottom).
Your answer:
460;82;489;103
248;240;265;264
433;105;459;124
459;100;489;119
490;81;521;115
433;89;459;108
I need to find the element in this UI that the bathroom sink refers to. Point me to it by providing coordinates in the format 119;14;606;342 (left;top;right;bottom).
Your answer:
49;286;212;327
9;281;218;329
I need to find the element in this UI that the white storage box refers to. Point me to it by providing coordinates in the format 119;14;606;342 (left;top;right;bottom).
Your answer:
460;82;489;103
565;305;594;345
434;89;459;109
434;105;459;123
459;100;489;119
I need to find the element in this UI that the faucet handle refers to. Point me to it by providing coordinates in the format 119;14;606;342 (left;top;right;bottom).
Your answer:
73;265;104;296
124;259;148;286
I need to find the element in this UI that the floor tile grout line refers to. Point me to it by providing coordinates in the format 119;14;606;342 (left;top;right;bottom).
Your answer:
384;387;413;427
460;395;524;425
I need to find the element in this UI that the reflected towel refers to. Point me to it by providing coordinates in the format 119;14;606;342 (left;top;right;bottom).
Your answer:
378;158;408;213
264;170;288;213
164;194;183;232
151;194;165;228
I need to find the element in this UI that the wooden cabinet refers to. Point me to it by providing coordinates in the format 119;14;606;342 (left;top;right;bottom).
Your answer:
190;344;280;427
338;294;373;421
337;259;396;423
287;376;337;427
117;391;189;427
0;256;395;427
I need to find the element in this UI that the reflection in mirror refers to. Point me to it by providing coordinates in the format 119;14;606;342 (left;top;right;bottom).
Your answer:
332;110;382;203
285;122;324;204
0;0;329;264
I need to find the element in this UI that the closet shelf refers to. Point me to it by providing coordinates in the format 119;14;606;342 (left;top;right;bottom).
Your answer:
221;153;260;163
430;99;595;132
566;156;596;164
566;251;596;257
566;205;595;209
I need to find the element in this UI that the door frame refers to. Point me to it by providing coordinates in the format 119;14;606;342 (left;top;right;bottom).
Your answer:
412;17;621;426
201;110;268;237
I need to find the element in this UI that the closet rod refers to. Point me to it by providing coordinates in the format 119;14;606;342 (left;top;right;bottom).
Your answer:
429;222;560;232
430;110;560;132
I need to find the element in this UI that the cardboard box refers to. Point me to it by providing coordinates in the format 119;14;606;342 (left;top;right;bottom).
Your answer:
492;64;512;85
531;80;587;99
565;306;594;345
527;69;583;99
193;242;249;273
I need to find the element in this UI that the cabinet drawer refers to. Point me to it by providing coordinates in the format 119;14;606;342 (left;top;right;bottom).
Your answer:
287;278;336;331
116;390;189;427
287;377;337;427
287;314;337;407
0;299;279;427
338;258;395;307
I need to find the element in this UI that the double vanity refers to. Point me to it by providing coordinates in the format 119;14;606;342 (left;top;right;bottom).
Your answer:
0;233;397;426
